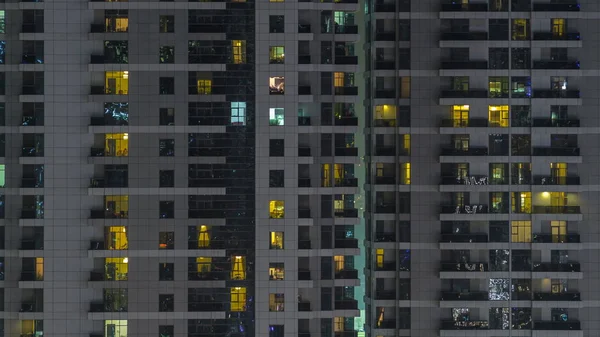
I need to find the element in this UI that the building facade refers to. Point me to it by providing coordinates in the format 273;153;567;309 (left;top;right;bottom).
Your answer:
364;0;600;336
0;0;361;335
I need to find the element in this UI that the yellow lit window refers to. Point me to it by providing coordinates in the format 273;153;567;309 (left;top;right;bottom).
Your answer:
550;192;567;207
269;200;284;218
105;15;128;32
269;263;284;280
322;164;331;187
375;105;396;126
552;18;565;37
269;232;284;249
105;226;128;250
550;163;567;184
231;256;246;280
269;293;285;312
105;195;129;218
376;163;384;177
488;105;509;127
270;0;284;3
451;105;469;127
376;249;384;268
105;71;129;95
105;133;129;157
230;287;247;312
22;320;43;337
196;257;212;273
334;164;344;186
334;72;344;87
198;225;210;248
400;77;410;98
269;46;284;64
34;257;43;280
511;192;531;214
197;79;212;95
232;40;246;64
334;317;344;332
105;320;127;337
105;257;129;281
551;221;567;242
400;163;411;185
402;134;411;154
512;19;529;40
334;255;344;272
511;221;531;243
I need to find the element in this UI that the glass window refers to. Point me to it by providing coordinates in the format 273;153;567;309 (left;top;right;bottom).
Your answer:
230;102;246;126
105;226;128;250
231;256;246;280
269;232;284;249
269;262;284;280
269;200;285;218
231;40;246;64
159;325;174;337
105;71;129;95
159;232;174;249
269;293;285;312
269;170;284;187
511;221;531;242
489;279;510;300
269;46;284;64
230;287;246;312
269;108;284;126
159;15;174;33
159;46;174;64
511;19;529;40
159;77;175;95
159;201;174;218
0;11;5;33
451;105;469;127
159;169;175;187
159;108;174;125
488;105;509;127
269;76;285;95
159;139;174;156
551;18;565;37
196;79;212;94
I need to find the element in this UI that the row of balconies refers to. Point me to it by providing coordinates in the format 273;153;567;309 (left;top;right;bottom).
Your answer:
440;290;580;301
440;261;581;273
90;85;359;97
440;175;581;186
440;232;580;244
90;116;358;127
440;320;580;331
439;89;580;99
440;2;579;12
440;118;580;128
440;60;580;70
439;31;580;42
440;146;580;157
88;208;359;220
90;23;358;35
298;178;359;188
440;205;581;214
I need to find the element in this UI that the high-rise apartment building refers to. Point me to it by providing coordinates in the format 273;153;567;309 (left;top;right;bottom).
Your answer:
0;0;362;335
364;0;598;336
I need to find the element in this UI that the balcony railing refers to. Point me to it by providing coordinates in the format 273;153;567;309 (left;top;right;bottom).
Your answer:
532;118;579;127
335;299;358;310
335;147;358;156
21;178;43;188
440;89;488;98
298;178;311;188
374;232;395;242
440;204;489;214
441;3;488;11
298;209;311;218
533;321;580;330
20;239;43;250
532;262;580;272
533;32;580;40
440;320;489;330
334;208;358;218
440;147;488;156
440;262;488;272
375;61;394;70
374;290;396;300
532;206;580;214
532;60;580;69
298;86;312;95
298;301;311;311
90;209;128;219
533;292;580;301
440;61;488;69
334;25;358;34
533;90;580;98
375;261;396;271
334;332;357;337
374;176;396;184
298;147;311;156
532;147;580;156
533;3;580;11
440;291;488;301
440;32;488;41
335;177;358;187
532;233;580;243
334;117;358;126
334;87;358;96
335;269;358;279
532;176;580;185
440;175;490;185
298;269;311;280
298;116;311;126
440;118;488;127
334;56;358;65
439;233;488;243
334;238;358;249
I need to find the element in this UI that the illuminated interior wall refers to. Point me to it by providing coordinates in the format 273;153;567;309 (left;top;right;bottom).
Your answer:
105;195;129;215
105;320;128;337
105;226;128;250
105;257;129;280
105;71;129;94
104;133;129;156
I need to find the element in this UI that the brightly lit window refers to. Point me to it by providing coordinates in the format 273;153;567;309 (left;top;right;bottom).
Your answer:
452;105;469;127
22;320;43;337
334;255;344;272
269;108;284;126
105;320;127;337
489;105;509;127
197;225;210;248
269;76;285;94
105;226;128;250
269;232;284;249
269;46;285;64
232;40;246;64
375;105;396;126
230;287;247;312
0;164;5;187
231;256;246;280
402;134;411;154
231;102;246;126
269;293;285;312
511;221;531;243
322;164;331;187
105;195;129;218
334;72;344;87
400;163;411;185
195;257;211;273
269;200;284;218
105;133;129;156
105;71;129;95
105;257;129;281
512;19;529;40
376;249;384;268
552;18;565;37
269;263;284;280
511;192;531;214
197;79;212;95
551;221;567;242
0;11;5;34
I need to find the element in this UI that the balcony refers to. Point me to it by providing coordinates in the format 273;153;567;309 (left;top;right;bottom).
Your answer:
532;3;580;11
334;208;358;218
335;25;358;34
375;262;396;271
334;117;358;126
439;233;488;243
298;55;311;64
21;209;42;219
374;232;395;242
440;147;488;156
375;204;395;213
335;178;358;187
90;178;127;188
374;31;395;41
20;302;42;312
374;89;395;98
188;303;225;311
440;321;489;330
298;86;312;95
440;89;487;98
375;61;394;70
298;24;311;33
298;269;311;280
298;178;311;188
335;299;358;310
533;321;580;330
334;332;357;337
532;205;580;214
298;209;311;218
533;90;580;99
188;25;226;33
440;291;488;301
335;56;358;65
533;60;580;69
21;147;43;157
441;3;488;11
89;302;127;312
334;87;358;96
187;271;227;281
335;147;358;156
20;239;43;250
440;32;488;41
374;176;395;184
440;262;488;272
298;301;311;311
21;178;43;188
374;290;396;300
22;24;43;33
335;269;358;279
532;176;580;185
440;60;488;70
532;147;580;156
334;238;359;249
533;292;580;301
532;233;580;243
374;3;395;12
298;116;311;126
532;118;579;127
20;272;43;281
90;209;128;219
532;262;580;272
90;116;128;126
440;118;488;127
533;32;580;41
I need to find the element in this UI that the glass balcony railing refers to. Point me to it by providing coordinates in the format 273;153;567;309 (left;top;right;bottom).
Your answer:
533;32;580;40
533;292;580;301
532;118;579;127
532;206;580;214
439;233;488;243
532;176;580;185
440;291;488;301
532;233;580;243
441;3;488;11
440;147;488;156
440;60;488;69
533;321;581;330
440;32;488;41
533;3;580;11
532;60;580;69
440;262;488;272
440;320;489;330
